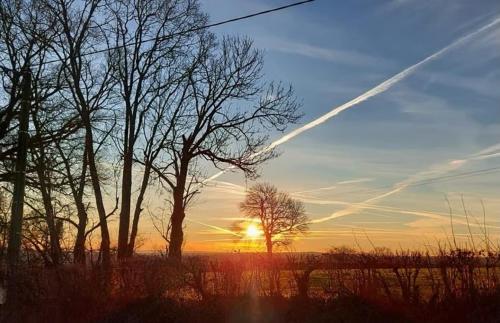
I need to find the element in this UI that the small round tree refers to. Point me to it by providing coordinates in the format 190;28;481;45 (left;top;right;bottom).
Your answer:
240;183;308;255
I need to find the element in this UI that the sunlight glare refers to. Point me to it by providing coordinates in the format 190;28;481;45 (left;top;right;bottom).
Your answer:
245;224;262;239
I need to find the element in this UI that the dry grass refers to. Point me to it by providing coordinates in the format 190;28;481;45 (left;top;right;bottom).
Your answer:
1;246;500;322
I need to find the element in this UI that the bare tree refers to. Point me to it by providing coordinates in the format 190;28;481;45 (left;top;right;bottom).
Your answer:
28;118;64;266
105;0;206;258
0;0;95;270
0;0;36;165
149;207;171;256
54;135;89;264
0;0;63;276
47;0;117;268
240;183;308;255
0;0;62;174
23;74;85;265
1;0;303;267
149;34;301;260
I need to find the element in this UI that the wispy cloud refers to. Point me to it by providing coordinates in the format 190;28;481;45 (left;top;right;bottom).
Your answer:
202;16;500;185
261;37;391;67
337;178;374;185
203;180;246;196
293;178;374;195
448;146;500;166
215;217;260;223
310;142;500;225
309;198;500;229
421;71;500;99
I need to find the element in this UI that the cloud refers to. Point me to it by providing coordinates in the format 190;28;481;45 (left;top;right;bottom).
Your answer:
293;178;374;195
417;70;500;99
186;219;242;237
261;37;390;67
202;16;500;185
337;178;375;185
310;141;500;225
449;146;500;166
467;25;500;57
201;180;247;197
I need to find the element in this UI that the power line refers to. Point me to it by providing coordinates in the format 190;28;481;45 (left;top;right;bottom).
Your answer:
295;166;500;199
42;0;315;65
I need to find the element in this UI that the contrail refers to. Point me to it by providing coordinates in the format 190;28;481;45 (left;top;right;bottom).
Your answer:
311;144;500;224
186;218;242;237
292;178;374;195
307;199;500;230
337;178;374;185
204;180;247;195
204;146;500;227
202;16;500;184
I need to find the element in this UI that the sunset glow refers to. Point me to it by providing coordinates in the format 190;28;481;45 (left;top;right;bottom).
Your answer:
245;223;262;240
3;0;500;321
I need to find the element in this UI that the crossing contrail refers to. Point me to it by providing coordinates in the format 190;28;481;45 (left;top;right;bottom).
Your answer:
186;218;242;237
203;144;500;227
203;16;500;184
311;145;500;224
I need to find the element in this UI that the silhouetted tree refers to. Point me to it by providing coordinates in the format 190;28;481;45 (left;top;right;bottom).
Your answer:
0;0;303;268
240;183;308;255
105;0;206;258
48;0;117;269
0;0;65;277
152;35;301;260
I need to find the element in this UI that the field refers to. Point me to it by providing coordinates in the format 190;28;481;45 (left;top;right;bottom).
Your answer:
3;247;500;322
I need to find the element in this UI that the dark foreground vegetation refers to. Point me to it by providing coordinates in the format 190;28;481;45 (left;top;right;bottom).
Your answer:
1;0;499;322
3;246;500;323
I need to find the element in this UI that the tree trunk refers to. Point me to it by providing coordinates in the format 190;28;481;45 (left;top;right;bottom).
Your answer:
66;146;88;265
73;228;86;264
266;235;273;256
7;68;30;268
34;153;62;266
84;124;111;269
168;189;185;261
127;164;151;256
73;199;87;264
117;147;133;259
40;187;61;266
168;161;188;261
265;235;276;295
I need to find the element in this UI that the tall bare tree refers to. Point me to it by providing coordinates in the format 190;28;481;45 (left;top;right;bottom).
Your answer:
48;0;116;268
152;35;302;260
105;0;206;258
240;183;308;255
1;0;304;268
0;0;61;272
24;92;87;265
54;135;89;264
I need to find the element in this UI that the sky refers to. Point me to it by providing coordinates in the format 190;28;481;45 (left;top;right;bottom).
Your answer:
138;0;500;253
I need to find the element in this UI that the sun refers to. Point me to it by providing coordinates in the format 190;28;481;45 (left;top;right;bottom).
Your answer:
245;223;262;239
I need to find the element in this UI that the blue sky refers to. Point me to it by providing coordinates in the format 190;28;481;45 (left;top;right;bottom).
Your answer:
143;0;500;252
